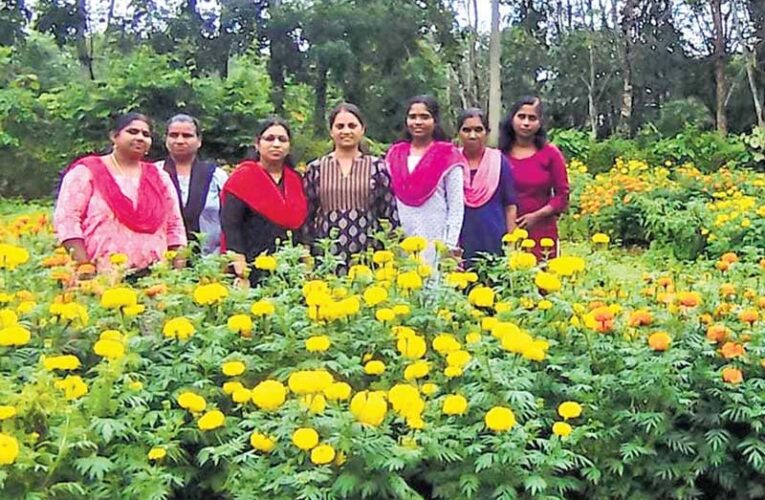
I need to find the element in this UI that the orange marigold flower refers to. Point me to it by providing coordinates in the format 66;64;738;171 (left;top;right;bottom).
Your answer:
145;284;168;298
76;263;96;276
700;313;713;325
720;252;738;264
657;276;673;289
720;342;745;359
706;324;729;344
42;254;70;268
721;366;743;384
715;261;730;272
648;331;671;351
739;309;759;325
720;284;736;297
628;309;653;327
677;291;701;308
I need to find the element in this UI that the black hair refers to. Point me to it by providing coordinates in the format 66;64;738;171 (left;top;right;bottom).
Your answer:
329;102;366;129
403;94;449;142
167;113;202;138
250;116;295;168
457;107;490;132
111;112;152;136
498;96;548;153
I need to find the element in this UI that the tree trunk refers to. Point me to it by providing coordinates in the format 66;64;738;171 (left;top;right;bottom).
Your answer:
488;0;502;146
618;0;635;136
313;63;329;135
588;42;598;139
76;0;94;80
745;45;765;127
711;0;728;134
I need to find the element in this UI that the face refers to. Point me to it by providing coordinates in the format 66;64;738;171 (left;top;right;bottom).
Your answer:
111;120;152;158
330;110;365;150
166;121;201;159
511;103;541;140
458;116;487;153
257;124;290;164
406;102;436;141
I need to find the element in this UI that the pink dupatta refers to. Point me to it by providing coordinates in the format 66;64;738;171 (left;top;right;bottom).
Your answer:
461;147;502;208
386;141;466;207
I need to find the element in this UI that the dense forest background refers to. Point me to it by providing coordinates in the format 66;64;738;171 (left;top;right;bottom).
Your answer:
1;0;764;197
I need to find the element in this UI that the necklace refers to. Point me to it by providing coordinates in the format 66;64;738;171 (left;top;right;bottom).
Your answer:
110;153;127;177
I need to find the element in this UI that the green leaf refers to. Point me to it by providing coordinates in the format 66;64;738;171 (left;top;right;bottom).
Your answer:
74;455;114;482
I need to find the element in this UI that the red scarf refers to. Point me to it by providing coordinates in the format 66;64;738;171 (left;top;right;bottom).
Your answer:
461;147;502;208
63;155;169;234
386;141;466;207
221;160;307;232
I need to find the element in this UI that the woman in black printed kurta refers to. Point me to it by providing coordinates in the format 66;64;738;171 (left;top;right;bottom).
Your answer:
301;103;398;271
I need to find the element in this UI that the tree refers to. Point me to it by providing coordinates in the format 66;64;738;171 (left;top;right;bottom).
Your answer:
488;0;501;145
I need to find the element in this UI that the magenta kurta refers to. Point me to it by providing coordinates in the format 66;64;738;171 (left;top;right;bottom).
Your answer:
507;143;569;258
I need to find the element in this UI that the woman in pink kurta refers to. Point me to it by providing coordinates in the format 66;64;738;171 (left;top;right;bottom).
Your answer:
499;97;569;259
54;112;187;274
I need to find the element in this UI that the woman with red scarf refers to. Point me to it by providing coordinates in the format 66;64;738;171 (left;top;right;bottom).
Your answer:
220;117;308;287
54;112;187;276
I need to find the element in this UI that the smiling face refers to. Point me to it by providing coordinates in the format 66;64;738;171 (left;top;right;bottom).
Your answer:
257;125;291;165
458;116;488;156
511;103;542;141
330;110;365;151
406;102;436;142
166;121;201;161
111;119;152;159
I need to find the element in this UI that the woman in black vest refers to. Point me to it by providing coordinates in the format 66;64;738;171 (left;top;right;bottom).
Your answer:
159;114;228;254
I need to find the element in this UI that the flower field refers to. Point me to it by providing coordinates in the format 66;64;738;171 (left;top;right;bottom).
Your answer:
1;161;765;499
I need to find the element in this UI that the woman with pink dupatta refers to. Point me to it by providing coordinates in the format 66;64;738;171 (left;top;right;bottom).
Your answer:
457;108;518;267
54;112;187;277
385;95;465;267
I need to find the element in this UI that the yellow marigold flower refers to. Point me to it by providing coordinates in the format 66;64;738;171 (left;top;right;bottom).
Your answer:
509;251;537;270
397;334;427;360
109;253;128;265
433;333;461;354
348;264;373;281
442;394;468;416
537;299;553;311
122;304;145;317
350;391;388;427
592;233;610;244
364;360;386;375
446;272;470;289
468;286;495;307
372;250;394;265
485;406;516;432
310;443;336;465
396;271;423;291
522;339;548;362
250;300;275;318
162;317;195;341
540;238;555;248
404;360;430;380
43;354;80;371
324;381;352;400
520;239;536;249
193;282;229;306
553;421;573;437
14;300;34;315
446;350;471;368
254;255;277;271
0;309;18;328
421;383;438;396
466;331;481;344
558;401;583;420
535;271;562;293
49;302;89;326
198;410;225;431
547;256;586;277
128;380;143;391
0;244;30;270
147;446;167;460
375;308;395;322
482;317;499;331
54;375;88;400
222;360;246;377
501;328;533;354
0;433;20;465
305;335;331;352
300;394;327;413
363;286;388;306
444;366;463;378
288;370;334;394
93;338;125;360
392;304;411;316
227;314;253;335
232;387;252;404
0;406;17;420
401;236;427;254
177;392;206;413
648;331;671;351
251;380;287;410
0;325;31;346
250;432;276;453
223;381;244;395
100;287;138;309
292;427;320;450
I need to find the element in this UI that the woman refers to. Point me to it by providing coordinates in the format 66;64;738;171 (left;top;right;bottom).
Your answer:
220;117;307;287
385;95;465;267
499;96;569;259
158;114;227;255
457;108;518;266
301;103;398;271
54;112;187;274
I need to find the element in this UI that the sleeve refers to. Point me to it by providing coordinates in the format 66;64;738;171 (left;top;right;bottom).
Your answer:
443;166;465;248
220;193;249;255
547;145;570;214
158;169;188;247
499;156;518;207
53;164;93;243
298;162;320;245
372;160;400;228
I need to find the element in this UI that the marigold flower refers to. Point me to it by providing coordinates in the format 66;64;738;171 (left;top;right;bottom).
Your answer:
251;380;287;410
100;287;138;309
0;309;17;329
720;342;745;359
324;381;352;400
739;309;759;325
442;394;468;416
363;286;388;306
350;391;388;427
397;334;427;360
222;360;246;376
193;282;229;306
147;447;166;460
0;325;31;346
198;410;225;431
706;324;729;343
372;250;394;265
465;331;481;344
43;354;80;371
446;350;471;368
292;427;320;450
55;375;88;400
227;314;253;335
250;300;275;317
348;264;373;281
363;360;386;375
288;370;334;394
396;271;423;291
388;384;422;417
250;432;276;453
0;433;20;465
677;291;701;308
552;421;573;437
535;271;562;293
722;366;743;384
223;381;244;395
0;406;17;420
540;237;555;248
628;309;653;327
162;317;195;340
501;329;533;354
144;284;167;297
0;244;30;270
375;308;395;322
591;233;610;244
177;392;206;413
93;338;125;360
558;401;582;420
401;236;427;254
444;366;463;378
468;286;495;307
421;383;438;396
309;443;336;465
537;299;553;311
300;394;327;414
404;360;430;380
254;255;277;271
648;331;671;351
719;283;736;297
232;387;252;404
485;406;516;432
508;251;537;270
109;253;128;265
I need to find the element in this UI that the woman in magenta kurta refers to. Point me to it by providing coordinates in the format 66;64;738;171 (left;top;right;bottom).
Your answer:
54;112;187;275
499;97;569;259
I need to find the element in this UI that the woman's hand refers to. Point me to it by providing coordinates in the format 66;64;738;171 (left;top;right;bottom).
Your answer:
516;211;543;229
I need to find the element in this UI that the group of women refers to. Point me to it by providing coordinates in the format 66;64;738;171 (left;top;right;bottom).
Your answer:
53;95;569;286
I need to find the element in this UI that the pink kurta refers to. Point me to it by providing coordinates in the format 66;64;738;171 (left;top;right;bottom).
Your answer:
507;143;569;258
54;163;187;271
